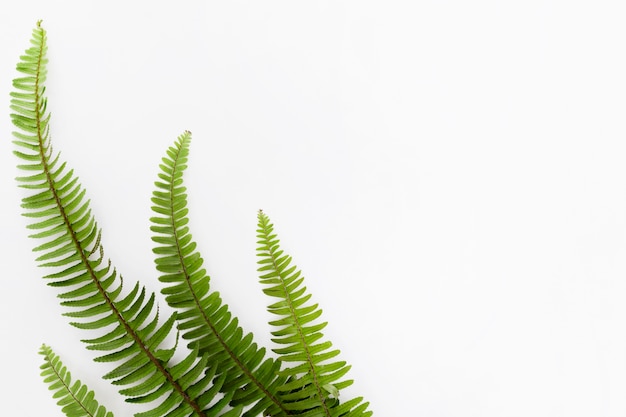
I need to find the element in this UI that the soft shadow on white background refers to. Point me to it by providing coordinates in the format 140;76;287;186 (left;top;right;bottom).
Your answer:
2;1;626;416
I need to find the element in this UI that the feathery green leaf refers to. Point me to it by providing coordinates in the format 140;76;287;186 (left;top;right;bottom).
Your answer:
39;344;114;417
150;133;290;417
256;211;372;417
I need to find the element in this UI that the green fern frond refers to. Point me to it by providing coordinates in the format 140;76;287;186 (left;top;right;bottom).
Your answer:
12;21;372;417
256;212;372;417
12;23;242;417
39;344;114;417
150;133;290;417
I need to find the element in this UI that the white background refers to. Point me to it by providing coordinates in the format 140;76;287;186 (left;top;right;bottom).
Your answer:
2;1;626;416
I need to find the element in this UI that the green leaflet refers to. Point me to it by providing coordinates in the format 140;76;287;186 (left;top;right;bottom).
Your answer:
39;345;114;417
12;21;371;417
150;133;290;417
256;213;372;417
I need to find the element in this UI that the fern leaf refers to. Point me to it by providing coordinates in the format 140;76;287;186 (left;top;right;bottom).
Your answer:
12;22;241;417
39;344;114;417
256;211;372;417
150;133;290;417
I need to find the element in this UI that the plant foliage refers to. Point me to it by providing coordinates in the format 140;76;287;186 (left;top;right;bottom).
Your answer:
39;344;115;417
11;22;372;417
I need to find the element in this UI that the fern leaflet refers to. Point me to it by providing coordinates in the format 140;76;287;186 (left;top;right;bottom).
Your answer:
150;133;290;417
39;344;115;417
256;212;372;417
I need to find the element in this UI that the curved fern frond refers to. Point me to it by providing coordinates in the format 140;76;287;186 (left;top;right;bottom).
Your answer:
12;23;241;417
39;344;114;417
256;212;372;417
150;133;289;417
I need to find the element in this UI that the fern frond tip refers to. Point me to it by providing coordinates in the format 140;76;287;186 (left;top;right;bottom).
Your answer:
39;344;115;417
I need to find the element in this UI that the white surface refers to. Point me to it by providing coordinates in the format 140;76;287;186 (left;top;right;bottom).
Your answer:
2;1;626;416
